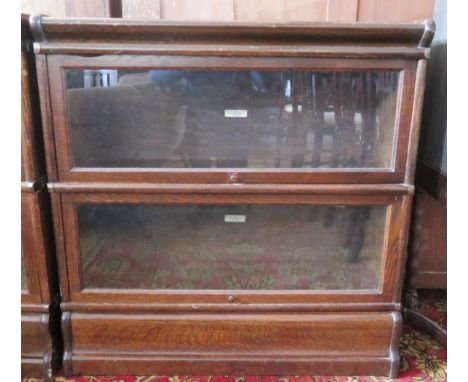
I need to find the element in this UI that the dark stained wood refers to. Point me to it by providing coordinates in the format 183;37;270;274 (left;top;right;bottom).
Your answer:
407;188;447;290
404;59;429;185
48;182;413;195
30;14;434;59
21;51;40;181
22;14;62;379
50;193;71;301
31;16;433;377
72;356;397;377
62;301;400;313
21;358;48;379
389;311;402;377
21;19;46;182
21;192;61;379
22;312;48;356
415;159;447;205
21;191;62;379
69;291;400;305
31;17;433;47
21;303;50;313
389;193;414;302
417;27;446;181
22;192;44;301
21;313;52;379
61;311;73;375
71;312;394;353
34;43;429;59
34;53;59;183
27;191;58;303
61;191;398;204
407;272;447;290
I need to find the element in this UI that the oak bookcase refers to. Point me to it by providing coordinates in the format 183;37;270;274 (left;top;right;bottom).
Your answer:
31;16;434;377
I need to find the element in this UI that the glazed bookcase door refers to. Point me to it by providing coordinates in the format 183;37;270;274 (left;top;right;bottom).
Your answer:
46;55;416;184
77;204;386;291
58;191;409;307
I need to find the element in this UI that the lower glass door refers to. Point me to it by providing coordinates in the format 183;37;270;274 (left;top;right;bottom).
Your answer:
75;203;387;291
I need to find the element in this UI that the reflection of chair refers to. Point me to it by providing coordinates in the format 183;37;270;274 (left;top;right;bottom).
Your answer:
83;69;118;88
287;71;390;169
293;72;380;262
282;72;370;169
342;207;371;262
68;82;187;167
306;205;371;263
173;71;287;168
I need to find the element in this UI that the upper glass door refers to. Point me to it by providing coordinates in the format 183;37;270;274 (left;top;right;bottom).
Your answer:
47;56;416;183
66;69;398;170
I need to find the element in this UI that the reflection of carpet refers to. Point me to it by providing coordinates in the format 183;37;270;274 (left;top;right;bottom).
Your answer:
79;205;385;290
23;290;447;382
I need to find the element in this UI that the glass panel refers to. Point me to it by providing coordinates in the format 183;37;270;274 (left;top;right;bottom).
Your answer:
21;246;28;291
66;69;399;169
78;204;387;290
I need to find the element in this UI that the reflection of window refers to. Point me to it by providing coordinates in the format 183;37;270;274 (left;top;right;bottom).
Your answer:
83;70;118;88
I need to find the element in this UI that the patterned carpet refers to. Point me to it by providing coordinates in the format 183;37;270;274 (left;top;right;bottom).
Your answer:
23;291;447;382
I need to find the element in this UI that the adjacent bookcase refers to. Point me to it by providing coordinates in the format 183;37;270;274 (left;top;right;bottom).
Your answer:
21;14;61;379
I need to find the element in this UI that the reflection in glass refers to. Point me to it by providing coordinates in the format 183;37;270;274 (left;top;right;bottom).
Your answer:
78;204;387;290
66;69;399;169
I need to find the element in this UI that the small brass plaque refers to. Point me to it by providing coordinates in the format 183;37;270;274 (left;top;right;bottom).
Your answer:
224;215;246;223
224;109;248;118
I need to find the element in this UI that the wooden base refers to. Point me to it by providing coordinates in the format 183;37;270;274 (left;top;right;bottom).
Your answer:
63;310;402;377
21;311;53;379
